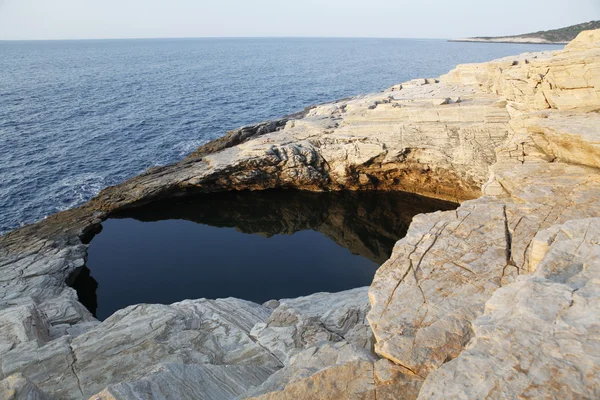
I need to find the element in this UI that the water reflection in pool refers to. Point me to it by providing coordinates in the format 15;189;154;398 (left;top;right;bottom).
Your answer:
72;190;457;319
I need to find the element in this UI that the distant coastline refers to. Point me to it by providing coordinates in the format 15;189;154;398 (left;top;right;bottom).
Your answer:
449;38;567;45
451;20;598;45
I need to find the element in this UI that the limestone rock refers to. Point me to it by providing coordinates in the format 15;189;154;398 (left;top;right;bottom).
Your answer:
374;359;423;400
0;301;50;354
248;360;376;400
368;157;600;378
90;363;275;400
69;298;280;398
247;354;424;400
522;111;600;169
367;200;509;377
0;374;51;400
250;288;373;364
418;218;600;399
442;30;600;113
369;29;600;385
82;68;510;210
243;341;378;399
1;298;281;399
0;336;80;399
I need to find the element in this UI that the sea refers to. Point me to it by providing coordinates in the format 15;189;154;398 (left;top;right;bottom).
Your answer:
0;38;563;235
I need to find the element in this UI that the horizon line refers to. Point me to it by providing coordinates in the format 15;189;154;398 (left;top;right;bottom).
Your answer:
0;35;453;42
0;35;571;45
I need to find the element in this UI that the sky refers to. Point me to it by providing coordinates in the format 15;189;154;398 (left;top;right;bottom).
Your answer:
0;0;599;41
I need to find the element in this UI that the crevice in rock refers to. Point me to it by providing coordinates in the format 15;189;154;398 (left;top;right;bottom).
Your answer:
67;340;84;396
315;321;347;343
502;205;514;266
246;335;285;368
372;362;379;400
381;237;425;316
500;205;520;285
391;360;425;380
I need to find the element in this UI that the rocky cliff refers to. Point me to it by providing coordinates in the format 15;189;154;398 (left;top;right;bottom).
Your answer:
0;30;599;399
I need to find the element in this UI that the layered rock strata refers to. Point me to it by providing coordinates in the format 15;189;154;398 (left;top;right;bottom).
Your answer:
0;30;599;399
368;29;600;398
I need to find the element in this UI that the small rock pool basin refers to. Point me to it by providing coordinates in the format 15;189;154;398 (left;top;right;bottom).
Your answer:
70;190;457;320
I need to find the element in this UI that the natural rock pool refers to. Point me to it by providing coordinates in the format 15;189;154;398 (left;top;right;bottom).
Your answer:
70;190;457;320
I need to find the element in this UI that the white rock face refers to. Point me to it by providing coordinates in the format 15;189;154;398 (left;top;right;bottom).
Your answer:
73;289;373;400
418;218;600;399
69;299;281;398
367;158;600;377
367;28;600;398
250;288;373;364
368;200;509;376
243;341;378;399
0;298;282;399
83;67;511;208
91;364;275;400
442;30;600;113
245;342;423;400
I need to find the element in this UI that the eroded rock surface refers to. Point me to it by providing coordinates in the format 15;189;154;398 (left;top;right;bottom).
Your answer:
245;346;423;400
0;297;282;399
91;364;275;400
419;218;600;399
250;288;373;365
0;373;51;400
0;29;599;399
368;28;600;397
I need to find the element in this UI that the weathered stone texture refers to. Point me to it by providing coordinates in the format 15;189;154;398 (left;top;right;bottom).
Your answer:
0;373;51;400
442;29;600;113
418;218;600;399
368;28;600;398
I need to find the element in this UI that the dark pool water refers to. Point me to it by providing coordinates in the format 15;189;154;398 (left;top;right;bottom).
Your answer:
73;190;457;320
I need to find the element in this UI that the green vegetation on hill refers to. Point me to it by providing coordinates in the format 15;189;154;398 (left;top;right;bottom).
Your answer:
476;20;600;43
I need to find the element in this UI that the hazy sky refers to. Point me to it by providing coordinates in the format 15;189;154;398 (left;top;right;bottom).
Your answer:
0;0;599;40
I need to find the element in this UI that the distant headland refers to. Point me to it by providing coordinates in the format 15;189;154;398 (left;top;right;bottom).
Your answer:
451;20;600;44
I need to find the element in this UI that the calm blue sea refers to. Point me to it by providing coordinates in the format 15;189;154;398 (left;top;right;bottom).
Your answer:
0;38;563;234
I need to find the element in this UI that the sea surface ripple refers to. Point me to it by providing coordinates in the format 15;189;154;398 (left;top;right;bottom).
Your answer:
0;38;563;234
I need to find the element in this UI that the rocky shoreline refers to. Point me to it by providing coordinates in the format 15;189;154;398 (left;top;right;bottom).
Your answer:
1;30;599;399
